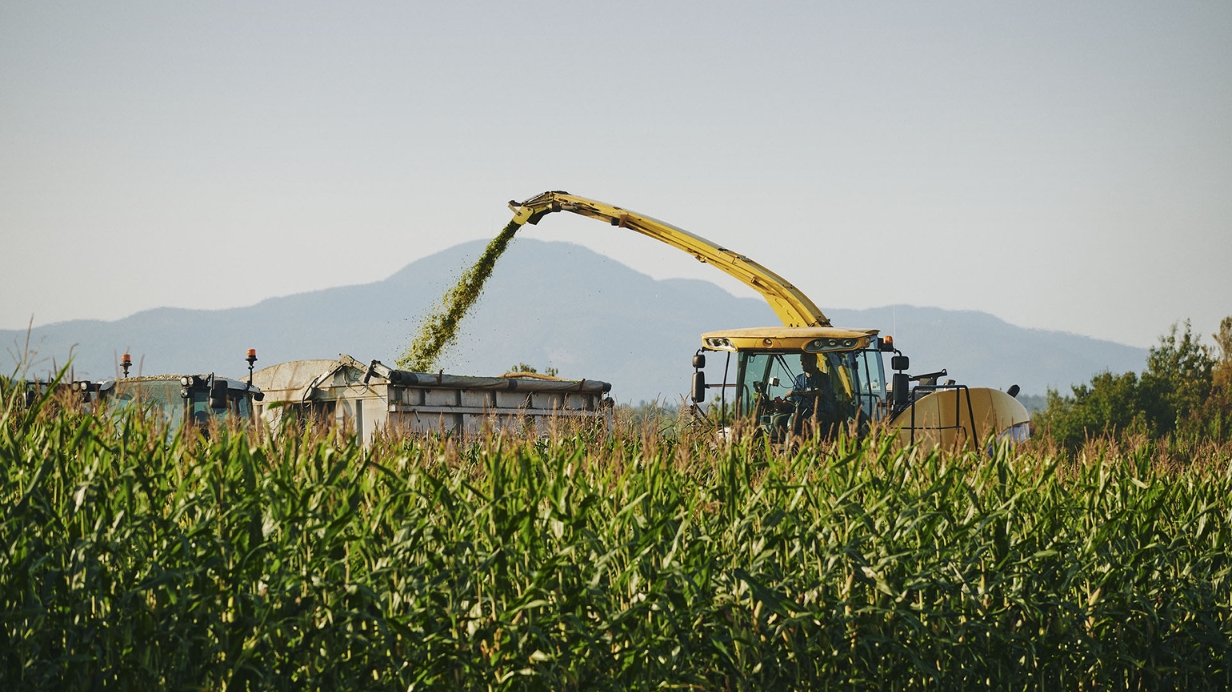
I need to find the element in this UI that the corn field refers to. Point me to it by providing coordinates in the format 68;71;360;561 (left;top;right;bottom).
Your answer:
3;384;1232;690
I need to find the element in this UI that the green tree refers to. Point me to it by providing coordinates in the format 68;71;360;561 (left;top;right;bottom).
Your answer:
1140;320;1213;436
1214;317;1232;364
1036;371;1149;448
1037;319;1228;447
1203;317;1232;438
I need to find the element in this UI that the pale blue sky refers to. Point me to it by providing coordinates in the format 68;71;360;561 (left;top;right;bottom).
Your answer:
2;1;1229;348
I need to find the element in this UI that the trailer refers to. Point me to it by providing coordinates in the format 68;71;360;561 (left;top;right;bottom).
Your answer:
251;355;613;445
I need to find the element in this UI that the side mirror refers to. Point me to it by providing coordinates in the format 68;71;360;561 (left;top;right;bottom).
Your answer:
692;353;706;368
209;380;228;409
890;355;909;371
892;373;911;407
691;371;707;403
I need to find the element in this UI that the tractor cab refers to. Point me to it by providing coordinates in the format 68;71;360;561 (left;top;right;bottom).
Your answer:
93;349;265;431
97;374;263;430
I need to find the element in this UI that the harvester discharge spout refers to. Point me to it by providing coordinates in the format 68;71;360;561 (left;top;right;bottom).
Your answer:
508;191;830;329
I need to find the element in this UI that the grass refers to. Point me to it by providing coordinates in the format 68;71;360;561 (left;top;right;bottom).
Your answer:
3;382;1232;689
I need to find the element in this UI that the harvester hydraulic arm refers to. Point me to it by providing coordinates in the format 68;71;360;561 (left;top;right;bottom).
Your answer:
508;191;830;328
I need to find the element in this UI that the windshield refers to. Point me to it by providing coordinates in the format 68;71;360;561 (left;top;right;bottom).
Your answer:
849;348;886;420
735;349;886;437
107;380;185;429
104;379;254;429
184;389;252;426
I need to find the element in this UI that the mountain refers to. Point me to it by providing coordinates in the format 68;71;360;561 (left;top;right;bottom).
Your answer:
2;239;1145;403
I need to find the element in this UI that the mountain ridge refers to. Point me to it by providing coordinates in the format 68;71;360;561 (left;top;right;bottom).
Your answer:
3;239;1146;403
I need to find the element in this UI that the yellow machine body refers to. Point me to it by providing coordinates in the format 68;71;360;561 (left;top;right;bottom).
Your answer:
889;388;1032;452
508;191;1031;448
512;192;827;328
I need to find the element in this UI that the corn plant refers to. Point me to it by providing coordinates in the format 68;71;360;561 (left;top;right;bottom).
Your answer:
3;378;1231;690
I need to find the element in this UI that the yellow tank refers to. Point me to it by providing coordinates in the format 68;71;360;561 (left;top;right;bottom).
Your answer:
890;387;1030;452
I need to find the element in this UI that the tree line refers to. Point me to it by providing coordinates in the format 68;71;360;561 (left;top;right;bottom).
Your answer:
1036;317;1232;447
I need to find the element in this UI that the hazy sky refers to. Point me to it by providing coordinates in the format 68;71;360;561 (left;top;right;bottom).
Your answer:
2;1;1229;349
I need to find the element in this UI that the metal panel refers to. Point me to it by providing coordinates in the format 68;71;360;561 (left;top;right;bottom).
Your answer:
461;390;494;408
531;392;564;410
392;411;461;434
425;388;460;407
495;391;532;409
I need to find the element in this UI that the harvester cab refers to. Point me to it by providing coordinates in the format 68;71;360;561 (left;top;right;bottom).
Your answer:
691;327;1029;447
692;326;885;441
